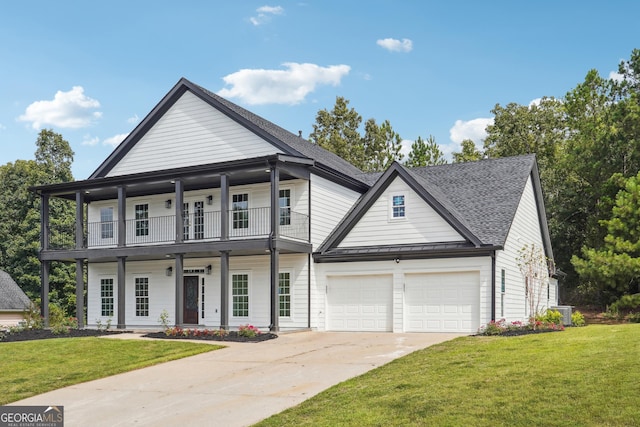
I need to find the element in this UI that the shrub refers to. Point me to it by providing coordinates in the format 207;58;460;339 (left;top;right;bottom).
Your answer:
625;312;640;323
572;310;586;327
238;324;261;338
536;309;564;325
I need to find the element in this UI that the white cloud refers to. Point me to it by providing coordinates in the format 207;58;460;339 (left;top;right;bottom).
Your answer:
217;62;351;105
528;98;542;107
103;133;129;147
376;38;413;53
18;86;102;130
127;114;140;124
0;123;6;130
609;71;624;82
250;5;284;26
81;135;100;146
449;117;494;144
400;139;413;158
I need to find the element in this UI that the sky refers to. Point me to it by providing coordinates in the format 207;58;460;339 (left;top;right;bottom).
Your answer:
1;1;639;179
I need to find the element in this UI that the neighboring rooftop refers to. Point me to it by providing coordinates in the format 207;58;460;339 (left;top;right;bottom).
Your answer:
0;270;31;311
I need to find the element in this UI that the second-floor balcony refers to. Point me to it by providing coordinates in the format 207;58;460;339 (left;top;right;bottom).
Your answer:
47;207;309;250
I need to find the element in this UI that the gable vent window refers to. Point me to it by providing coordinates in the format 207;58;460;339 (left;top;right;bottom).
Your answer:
391;195;406;219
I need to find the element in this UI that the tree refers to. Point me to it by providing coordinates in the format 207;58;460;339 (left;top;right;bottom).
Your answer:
0;129;76;314
361;119;404;172
404;135;447;167
572;172;640;304
517;243;552;327
452;139;483;163
309;96;364;169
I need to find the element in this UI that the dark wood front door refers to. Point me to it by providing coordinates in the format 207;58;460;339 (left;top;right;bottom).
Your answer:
183;276;199;324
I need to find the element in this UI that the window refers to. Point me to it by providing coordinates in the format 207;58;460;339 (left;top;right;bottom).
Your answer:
279;272;291;317
232;194;249;229
183;202;190;241
135;277;149;317
232;274;249;317
135;204;149;237
392;195;405;218
194;201;204;240
100;278;114;317
100;207;114;239
279;189;291;226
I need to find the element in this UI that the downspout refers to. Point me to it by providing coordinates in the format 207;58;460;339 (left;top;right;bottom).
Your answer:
307;179;312;329
491;251;496;321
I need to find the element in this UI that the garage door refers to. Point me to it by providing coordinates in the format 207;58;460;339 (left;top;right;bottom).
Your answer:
405;272;479;333
327;275;393;332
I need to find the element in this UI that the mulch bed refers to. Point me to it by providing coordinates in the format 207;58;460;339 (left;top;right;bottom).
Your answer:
0;328;130;343
0;328;278;343
142;331;278;343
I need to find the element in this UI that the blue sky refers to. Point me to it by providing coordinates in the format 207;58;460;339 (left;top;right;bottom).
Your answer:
1;1;639;179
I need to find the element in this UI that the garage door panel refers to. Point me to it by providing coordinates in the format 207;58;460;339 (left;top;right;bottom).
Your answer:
327;275;393;332
405;272;480;333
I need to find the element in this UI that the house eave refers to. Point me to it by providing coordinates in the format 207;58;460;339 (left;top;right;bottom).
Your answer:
313;244;501;263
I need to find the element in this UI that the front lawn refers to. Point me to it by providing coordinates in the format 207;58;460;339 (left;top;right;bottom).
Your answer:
0;338;220;405
257;325;640;426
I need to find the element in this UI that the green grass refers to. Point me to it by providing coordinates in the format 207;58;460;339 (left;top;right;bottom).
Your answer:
0;338;220;405
257;325;640;427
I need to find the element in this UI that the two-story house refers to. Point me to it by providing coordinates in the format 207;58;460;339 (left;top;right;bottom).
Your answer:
32;78;558;333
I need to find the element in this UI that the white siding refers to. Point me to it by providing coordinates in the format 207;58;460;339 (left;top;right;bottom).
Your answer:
106;91;283;177
87;254;309;331
86;180;309;248
495;175;551;322
339;177;463;248
309;173;360;248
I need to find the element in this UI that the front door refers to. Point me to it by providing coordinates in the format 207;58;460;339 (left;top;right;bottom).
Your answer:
183;276;199;324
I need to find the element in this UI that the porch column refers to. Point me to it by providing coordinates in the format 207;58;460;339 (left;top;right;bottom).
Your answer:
269;165;280;332
175;254;184;326
76;259;85;328
175;179;184;244
117;256;126;329
75;191;85;250
41;260;50;328
220;250;229;329
41;194;50;251
40;194;50;327
220;174;229;240
117;186;126;248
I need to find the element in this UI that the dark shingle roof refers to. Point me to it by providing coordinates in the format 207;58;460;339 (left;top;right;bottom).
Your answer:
191;82;365;179
408;154;537;246
0;270;31;311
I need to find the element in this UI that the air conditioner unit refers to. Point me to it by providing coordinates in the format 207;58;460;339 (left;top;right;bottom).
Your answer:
551;305;572;326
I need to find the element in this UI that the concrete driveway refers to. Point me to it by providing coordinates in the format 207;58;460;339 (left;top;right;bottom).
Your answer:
14;331;460;426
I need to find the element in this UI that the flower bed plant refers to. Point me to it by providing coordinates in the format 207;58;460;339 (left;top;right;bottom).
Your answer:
478;318;564;336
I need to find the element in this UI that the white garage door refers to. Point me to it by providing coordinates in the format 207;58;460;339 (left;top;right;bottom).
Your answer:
405;272;479;333
327;275;393;332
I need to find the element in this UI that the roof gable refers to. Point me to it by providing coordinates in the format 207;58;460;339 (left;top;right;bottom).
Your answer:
90;78;365;182
337;175;466;247
317;162;483;253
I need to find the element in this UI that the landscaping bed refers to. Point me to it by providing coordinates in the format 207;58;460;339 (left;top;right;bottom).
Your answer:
0;328;130;343
143;330;277;343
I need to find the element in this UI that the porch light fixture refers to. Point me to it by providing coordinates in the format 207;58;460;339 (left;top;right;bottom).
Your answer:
166;266;173;276
395;257;400;264
206;195;213;205
165;199;172;209
205;264;212;275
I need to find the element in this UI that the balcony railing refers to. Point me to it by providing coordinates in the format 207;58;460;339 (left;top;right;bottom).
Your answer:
47;207;309;250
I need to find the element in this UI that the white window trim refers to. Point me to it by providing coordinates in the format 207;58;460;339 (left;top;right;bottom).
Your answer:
388;193;407;221
279;186;294;227
278;269;293;319
133;275;150;318
99;275;116;318
230;271;251;320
